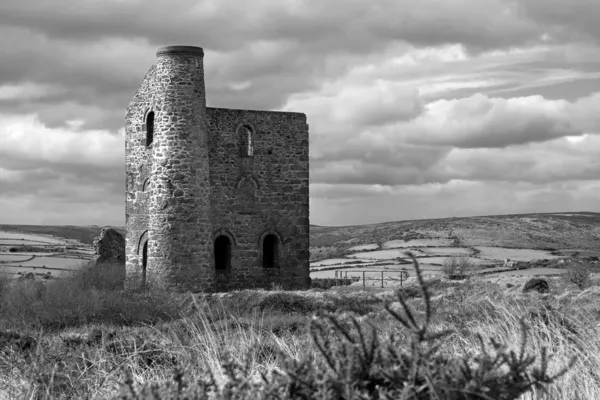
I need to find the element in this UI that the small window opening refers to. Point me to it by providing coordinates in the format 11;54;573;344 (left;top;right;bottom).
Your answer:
263;234;279;268
240;125;253;157
246;126;253;156
142;240;148;285
146;111;154;146
214;235;232;271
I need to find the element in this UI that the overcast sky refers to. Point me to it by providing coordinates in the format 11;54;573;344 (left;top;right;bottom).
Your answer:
0;0;599;227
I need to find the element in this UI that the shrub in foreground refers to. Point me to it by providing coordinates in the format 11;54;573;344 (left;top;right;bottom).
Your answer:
117;252;575;399
565;263;591;290
442;255;474;278
523;278;550;294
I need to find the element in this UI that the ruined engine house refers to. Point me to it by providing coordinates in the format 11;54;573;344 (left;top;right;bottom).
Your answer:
125;45;310;292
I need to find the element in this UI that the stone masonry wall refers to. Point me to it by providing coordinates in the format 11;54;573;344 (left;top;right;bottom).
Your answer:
206;107;310;291
125;65;156;289
147;46;214;292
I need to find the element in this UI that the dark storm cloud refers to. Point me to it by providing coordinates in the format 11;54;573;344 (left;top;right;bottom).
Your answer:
0;26;154;130
0;0;546;52
0;0;556;130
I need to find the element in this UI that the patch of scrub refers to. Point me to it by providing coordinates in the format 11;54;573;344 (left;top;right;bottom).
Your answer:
421;247;472;256
13;257;86;269
1;266;70;278
0;231;68;245
347;243;379;251
554;249;600;257
310;246;339;261
382;238;454;248
348;249;427;260
474;246;561;262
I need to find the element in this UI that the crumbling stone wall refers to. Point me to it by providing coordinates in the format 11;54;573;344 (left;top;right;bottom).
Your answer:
124;45;310;292
92;228;126;265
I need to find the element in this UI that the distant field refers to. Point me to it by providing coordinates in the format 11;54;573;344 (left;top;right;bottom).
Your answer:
0;225;106;279
0;230;70;244
1;212;598;282
0;225;125;246
311;212;600;253
309;211;600;280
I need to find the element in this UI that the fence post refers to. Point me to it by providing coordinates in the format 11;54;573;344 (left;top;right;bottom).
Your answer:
381;271;384;288
400;272;403;287
363;271;365;289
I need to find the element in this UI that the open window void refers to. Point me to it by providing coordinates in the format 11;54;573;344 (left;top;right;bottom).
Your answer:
239;125;253;157
146;111;154;146
141;240;148;285
214;235;232;271
262;234;279;268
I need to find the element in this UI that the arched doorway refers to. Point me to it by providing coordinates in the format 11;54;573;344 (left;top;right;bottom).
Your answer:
214;235;231;271
262;234;279;268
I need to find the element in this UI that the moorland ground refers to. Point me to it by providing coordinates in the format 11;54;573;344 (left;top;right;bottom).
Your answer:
0;212;598;399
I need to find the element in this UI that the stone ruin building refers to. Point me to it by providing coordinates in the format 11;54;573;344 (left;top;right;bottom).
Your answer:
125;45;310;292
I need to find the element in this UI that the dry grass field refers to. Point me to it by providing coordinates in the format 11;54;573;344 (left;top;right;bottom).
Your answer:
0;213;598;398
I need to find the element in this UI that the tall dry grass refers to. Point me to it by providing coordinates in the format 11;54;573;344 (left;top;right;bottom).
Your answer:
0;260;597;398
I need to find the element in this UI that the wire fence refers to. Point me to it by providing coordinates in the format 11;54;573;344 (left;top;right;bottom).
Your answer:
332;268;413;288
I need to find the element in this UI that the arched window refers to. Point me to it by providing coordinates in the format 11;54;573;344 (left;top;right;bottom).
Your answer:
239;125;253;157
142;240;148;283
262;234;279;268
214;235;232;271
137;231;149;287
146;111;155;146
